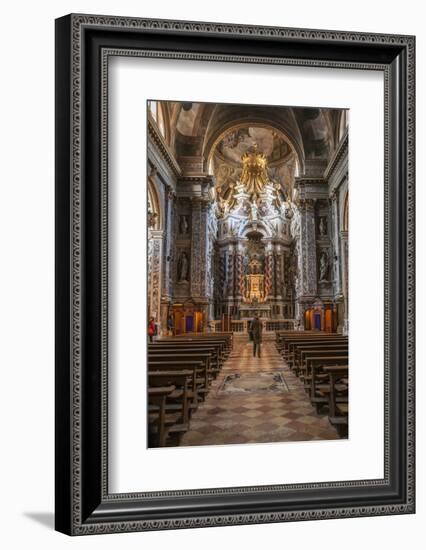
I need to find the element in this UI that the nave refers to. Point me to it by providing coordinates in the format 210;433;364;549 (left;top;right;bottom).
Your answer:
147;331;348;448
181;337;340;446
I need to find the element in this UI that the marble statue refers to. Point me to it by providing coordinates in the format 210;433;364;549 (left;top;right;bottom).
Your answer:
319;216;327;236
179;215;189;234
178;251;189;282
148;209;157;229
319;250;329;282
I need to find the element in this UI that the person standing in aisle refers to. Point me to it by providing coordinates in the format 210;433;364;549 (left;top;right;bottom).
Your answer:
251;315;262;358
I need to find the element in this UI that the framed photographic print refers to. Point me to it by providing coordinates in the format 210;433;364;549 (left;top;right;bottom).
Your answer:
55;14;415;535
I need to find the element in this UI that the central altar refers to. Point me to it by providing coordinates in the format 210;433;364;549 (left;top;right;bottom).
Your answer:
213;143;293;321
244;273;266;303
242;255;266;304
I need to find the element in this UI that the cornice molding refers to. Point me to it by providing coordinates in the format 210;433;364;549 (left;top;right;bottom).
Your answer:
295;177;326;186
178;174;215;185
324;130;349;181
148;118;182;178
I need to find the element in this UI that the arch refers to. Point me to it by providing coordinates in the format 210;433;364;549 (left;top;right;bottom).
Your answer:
342;190;349;232
169;102;183;152
147;175;163;230
175;102;203;136
238;219;272;239
148;101;171;145
203;118;304;176
338;110;349;143
193;102;216;137
159;102;172;145
320;108;336;153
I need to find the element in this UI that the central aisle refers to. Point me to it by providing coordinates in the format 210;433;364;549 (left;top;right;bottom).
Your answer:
181;337;339;446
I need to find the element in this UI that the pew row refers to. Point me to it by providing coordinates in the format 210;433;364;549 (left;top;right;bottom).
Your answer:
275;331;349;434
147;334;233;447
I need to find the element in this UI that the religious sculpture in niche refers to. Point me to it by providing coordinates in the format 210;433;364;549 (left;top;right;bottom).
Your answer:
318;216;328;237
249;256;262;275
148;209;157;229
250;201;258;220
283;201;294;219
179;215;190;234
177;251;190;283
319;249;329;282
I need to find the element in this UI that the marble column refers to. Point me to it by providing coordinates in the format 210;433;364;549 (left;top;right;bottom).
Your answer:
227;244;235;301
190;198;201;298
340;230;349;334
275;245;283;299
236;243;244;301
331;192;342;296
148;229;164;324
265;242;274;299
295;301;306;330
219;249;226;300
162;187;175;300
298;198;318;297
190;198;209;299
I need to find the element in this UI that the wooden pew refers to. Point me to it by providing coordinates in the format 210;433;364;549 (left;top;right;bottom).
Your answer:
279;335;346;361
281;335;320;356
148;348;216;394
275;330;320;346
148;370;194;446
276;329;339;348
321;365;349;434
169;334;233;356
148;341;229;426
148;358;208;399
283;337;346;368
151;342;221;362
305;355;348;405
149;343;223;373
294;343;347;366
155;339;229;363
276;332;324;353
274;330;349;438
295;343;348;373
147;385;176;447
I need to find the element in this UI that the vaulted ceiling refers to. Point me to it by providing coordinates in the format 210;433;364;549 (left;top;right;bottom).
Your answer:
150;100;347;199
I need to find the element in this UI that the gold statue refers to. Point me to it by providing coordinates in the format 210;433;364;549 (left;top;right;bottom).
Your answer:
218;143;285;217
239;144;269;199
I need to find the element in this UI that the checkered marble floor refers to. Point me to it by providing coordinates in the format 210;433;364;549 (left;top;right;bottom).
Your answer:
181;337;341;447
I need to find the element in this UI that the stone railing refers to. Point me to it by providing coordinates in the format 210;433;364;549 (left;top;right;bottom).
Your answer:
209;319;296;334
231;320;245;333
264;320;297;332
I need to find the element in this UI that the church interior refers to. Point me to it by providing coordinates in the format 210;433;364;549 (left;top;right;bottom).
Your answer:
147;100;349;448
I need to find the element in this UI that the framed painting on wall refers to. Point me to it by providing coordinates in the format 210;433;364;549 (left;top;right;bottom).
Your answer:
55;14;415;535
